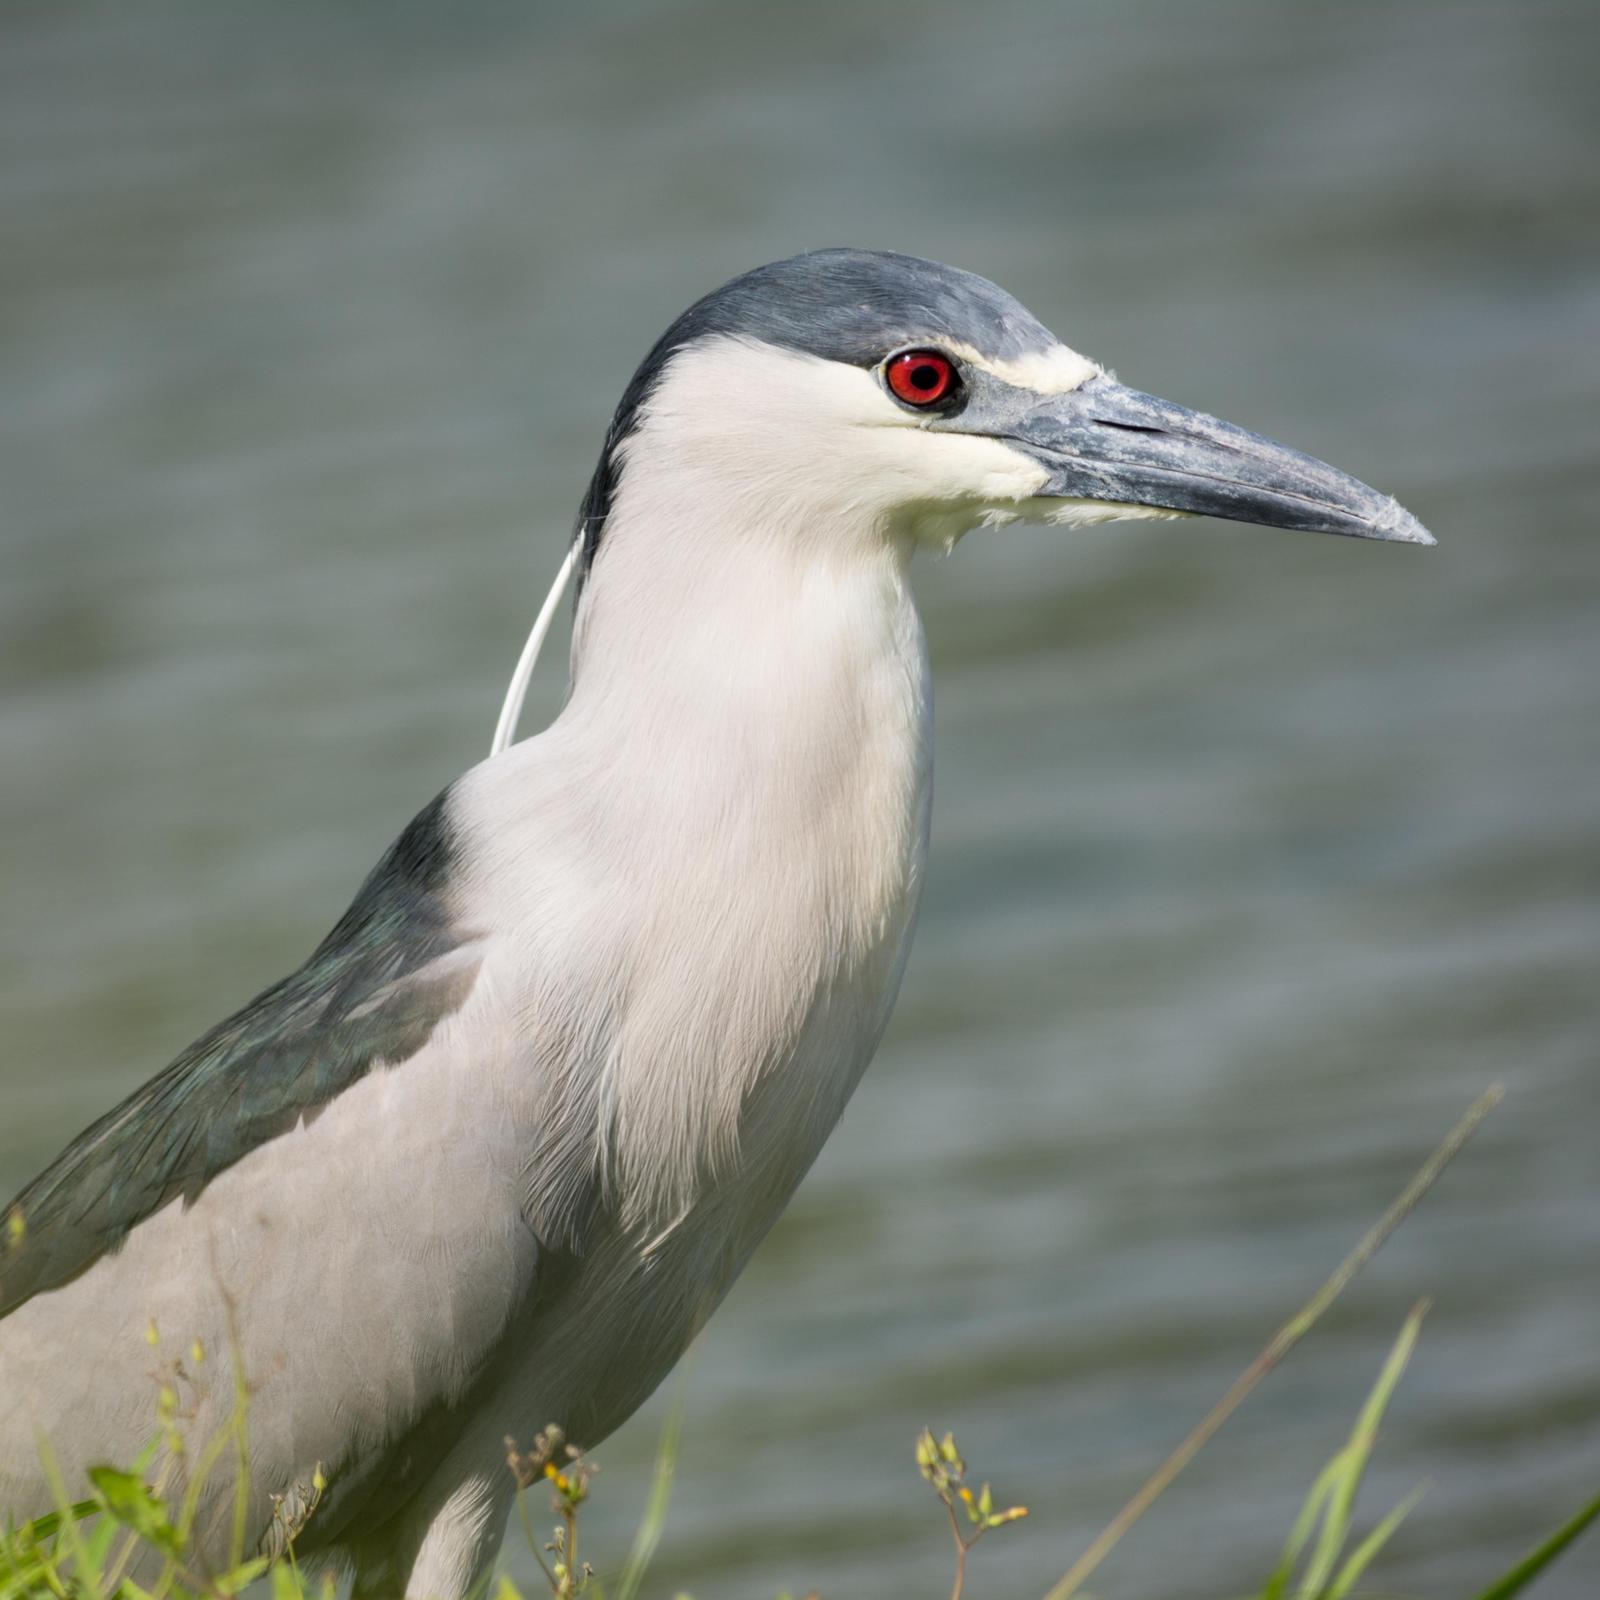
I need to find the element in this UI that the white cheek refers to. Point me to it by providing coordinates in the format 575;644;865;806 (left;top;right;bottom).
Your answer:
861;426;1050;513
633;337;1050;542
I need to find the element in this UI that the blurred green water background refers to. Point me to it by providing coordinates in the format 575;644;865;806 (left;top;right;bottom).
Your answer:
1;2;1597;1595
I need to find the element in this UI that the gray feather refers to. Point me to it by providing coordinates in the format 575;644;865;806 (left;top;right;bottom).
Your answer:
0;789;477;1317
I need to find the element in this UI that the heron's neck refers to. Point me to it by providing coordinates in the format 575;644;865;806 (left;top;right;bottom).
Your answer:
559;509;931;1229
567;493;927;773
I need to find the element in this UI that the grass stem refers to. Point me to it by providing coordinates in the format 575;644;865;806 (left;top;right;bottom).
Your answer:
1039;1083;1503;1600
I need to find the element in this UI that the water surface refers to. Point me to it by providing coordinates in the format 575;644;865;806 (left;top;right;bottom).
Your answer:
2;4;1597;1596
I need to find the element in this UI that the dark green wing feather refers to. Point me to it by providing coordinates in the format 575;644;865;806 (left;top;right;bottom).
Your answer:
0;790;478;1317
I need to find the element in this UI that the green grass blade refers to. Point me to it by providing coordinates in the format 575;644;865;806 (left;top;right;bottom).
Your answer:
271;1561;306;1600
614;1381;689;1600
1262;1455;1343;1600
33;1436;105;1600
0;1529;61;1600
1471;1488;1600;1600
5;1503;98;1545
214;1555;270;1593
81;1508;119;1580
1323;1482;1425;1600
1296;1304;1425;1598
1296;1446;1360;1600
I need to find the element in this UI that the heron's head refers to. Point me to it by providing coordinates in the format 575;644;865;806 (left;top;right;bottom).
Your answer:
577;248;1431;592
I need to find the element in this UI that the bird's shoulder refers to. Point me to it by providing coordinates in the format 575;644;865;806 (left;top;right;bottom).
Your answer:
0;788;481;1318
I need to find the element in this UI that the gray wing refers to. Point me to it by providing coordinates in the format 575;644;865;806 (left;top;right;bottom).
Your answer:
0;790;477;1319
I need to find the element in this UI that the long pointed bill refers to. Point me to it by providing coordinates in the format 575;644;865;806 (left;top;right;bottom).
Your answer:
1011;376;1434;545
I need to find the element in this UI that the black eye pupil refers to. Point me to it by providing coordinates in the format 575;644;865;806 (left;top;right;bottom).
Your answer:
911;365;939;390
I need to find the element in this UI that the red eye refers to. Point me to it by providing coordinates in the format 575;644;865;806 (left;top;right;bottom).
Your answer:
885;349;958;407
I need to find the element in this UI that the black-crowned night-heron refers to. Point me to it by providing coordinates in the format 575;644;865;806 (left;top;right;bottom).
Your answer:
0;250;1431;1596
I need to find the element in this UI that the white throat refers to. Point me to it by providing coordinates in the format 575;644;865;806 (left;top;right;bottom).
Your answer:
555;453;935;1230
